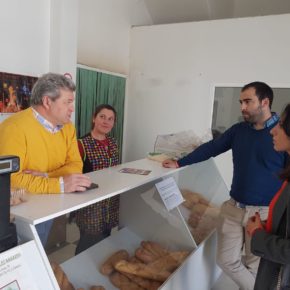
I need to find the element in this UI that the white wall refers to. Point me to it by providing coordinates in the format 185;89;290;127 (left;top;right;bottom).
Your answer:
0;0;78;123
0;0;50;77
77;0;152;75
124;14;290;187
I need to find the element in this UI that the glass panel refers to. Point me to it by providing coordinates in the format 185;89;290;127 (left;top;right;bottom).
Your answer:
212;86;290;137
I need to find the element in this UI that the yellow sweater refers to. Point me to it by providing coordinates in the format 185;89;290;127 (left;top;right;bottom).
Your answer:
0;108;82;193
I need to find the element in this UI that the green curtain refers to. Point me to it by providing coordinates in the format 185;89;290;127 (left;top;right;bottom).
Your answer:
75;67;126;159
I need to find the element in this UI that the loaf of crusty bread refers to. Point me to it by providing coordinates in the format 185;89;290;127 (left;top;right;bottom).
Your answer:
122;272;161;290
61;275;75;290
109;271;144;289
50;262;75;290
51;262;65;287
149;251;189;272
90;286;106;290
135;240;169;264
100;250;130;276
114;260;171;282
135;247;157;264
141;241;168;258
181;189;209;209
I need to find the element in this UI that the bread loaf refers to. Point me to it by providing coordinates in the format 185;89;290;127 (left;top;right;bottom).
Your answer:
90;286;105;290
50;262;76;290
61;275;75;290
181;189;210;209
51;262;65;287
109;271;144;289
135;247;158;264
141;241;168;258
100;249;129;275
114;260;171;282
122;272;161;290
149;251;189;272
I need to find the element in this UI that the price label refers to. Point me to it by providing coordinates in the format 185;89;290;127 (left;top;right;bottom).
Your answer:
155;177;184;211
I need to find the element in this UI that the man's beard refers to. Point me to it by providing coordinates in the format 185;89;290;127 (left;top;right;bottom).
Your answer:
242;105;263;124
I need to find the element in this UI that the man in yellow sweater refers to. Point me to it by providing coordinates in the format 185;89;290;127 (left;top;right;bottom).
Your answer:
0;73;91;244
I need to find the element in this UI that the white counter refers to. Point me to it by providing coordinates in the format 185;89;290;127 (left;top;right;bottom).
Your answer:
11;159;182;224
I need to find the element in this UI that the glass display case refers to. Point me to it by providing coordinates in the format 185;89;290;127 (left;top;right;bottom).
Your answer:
9;158;229;290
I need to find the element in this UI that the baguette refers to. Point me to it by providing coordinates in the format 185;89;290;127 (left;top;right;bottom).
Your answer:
114;260;171;282
181;190;210;209
51;262;65;287
123;272;161;290
130;256;143;263
149;251;189;272
141;241;168;258
90;286;105;290
109;271;144;289
135;247;158;264
100;249;129;275
191;203;208;216
61;275;75;290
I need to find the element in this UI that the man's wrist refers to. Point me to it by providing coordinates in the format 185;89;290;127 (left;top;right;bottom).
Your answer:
59;177;64;193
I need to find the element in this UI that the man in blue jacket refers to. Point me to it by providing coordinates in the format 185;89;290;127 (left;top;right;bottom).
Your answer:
163;82;287;290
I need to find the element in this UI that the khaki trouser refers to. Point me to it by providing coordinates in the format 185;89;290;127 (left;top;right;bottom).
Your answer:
216;199;268;290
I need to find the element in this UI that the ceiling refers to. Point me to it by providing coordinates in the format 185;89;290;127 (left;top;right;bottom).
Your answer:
143;0;290;25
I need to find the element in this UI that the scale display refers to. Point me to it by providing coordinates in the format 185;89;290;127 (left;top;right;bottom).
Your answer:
0;156;19;174
0;160;12;171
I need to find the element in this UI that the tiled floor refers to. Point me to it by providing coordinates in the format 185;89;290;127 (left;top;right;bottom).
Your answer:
47;222;79;264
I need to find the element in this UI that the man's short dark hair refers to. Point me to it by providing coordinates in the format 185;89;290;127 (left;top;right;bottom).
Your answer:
241;82;274;109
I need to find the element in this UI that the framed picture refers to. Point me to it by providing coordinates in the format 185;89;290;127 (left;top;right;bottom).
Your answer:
0;72;38;113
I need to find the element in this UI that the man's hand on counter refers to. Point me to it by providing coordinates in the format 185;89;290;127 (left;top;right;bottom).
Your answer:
63;174;92;193
162;159;179;168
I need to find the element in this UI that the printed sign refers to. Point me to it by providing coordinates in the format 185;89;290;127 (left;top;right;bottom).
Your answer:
155;177;184;211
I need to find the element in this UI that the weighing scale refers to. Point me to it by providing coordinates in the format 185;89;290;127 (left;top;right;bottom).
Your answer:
0;155;20;253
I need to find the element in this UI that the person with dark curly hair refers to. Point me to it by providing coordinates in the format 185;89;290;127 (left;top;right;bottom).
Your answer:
247;103;290;290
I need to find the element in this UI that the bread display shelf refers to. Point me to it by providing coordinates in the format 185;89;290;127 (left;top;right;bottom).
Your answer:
10;158;229;290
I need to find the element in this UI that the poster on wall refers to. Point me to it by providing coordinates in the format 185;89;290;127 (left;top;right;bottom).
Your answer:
0;72;38;114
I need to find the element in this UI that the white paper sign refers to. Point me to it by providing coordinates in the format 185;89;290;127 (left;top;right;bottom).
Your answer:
0;246;38;290
155;177;184;211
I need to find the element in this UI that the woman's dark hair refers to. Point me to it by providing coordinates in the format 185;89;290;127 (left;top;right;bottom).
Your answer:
91;104;117;129
280;103;290;180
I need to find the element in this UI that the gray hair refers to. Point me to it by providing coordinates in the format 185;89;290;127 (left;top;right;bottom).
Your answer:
30;73;76;106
